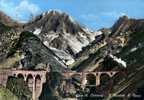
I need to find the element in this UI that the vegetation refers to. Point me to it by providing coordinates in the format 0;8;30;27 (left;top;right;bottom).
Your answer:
7;31;41;56
6;77;31;100
0;23;10;33
0;86;18;100
0;51;23;69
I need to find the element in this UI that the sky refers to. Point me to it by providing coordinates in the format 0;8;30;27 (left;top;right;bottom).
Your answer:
0;0;144;30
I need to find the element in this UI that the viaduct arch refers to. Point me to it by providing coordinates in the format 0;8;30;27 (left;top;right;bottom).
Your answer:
11;69;47;100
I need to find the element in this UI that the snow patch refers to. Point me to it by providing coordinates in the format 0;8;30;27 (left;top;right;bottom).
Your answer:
69;16;75;23
62;30;101;53
21;54;25;59
65;35;88;53
45;33;59;42
109;54;127;68
33;28;41;35
43;41;49;47
130;47;138;52
65;59;75;65
46;9;62;15
96;31;103;36
54;57;66;67
42;12;46;16
85;30;102;42
78;32;87;39
50;47;75;65
91;31;102;41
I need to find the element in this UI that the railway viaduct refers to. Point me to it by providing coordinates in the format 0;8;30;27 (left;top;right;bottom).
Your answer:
0;68;117;100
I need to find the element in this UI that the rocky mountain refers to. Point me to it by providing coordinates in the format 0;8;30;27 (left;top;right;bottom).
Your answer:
24;10;102;65
0;9;144;100
71;16;144;99
0;11;22;27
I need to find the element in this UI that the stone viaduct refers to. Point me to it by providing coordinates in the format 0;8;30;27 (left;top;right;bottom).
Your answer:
0;68;47;100
63;71;117;87
0;68;117;100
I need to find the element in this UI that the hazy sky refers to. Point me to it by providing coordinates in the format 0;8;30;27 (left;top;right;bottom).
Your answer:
0;0;144;30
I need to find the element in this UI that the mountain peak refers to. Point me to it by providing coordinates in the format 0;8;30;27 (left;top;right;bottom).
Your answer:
119;15;129;20
43;10;62;16
0;11;22;27
26;10;83;34
24;10;99;65
111;15;144;36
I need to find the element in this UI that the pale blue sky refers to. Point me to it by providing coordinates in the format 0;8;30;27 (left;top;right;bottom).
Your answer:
0;0;144;30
